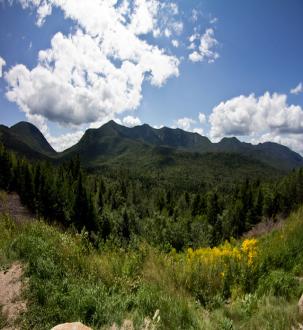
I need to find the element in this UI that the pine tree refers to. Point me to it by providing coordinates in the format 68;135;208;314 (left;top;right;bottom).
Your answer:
73;172;89;230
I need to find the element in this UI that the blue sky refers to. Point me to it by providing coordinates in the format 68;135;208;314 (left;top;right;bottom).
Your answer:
0;0;302;153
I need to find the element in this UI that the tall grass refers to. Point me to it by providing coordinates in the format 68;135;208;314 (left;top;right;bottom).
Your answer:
1;205;303;329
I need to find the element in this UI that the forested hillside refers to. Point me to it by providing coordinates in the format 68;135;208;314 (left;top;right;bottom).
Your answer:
1;143;303;250
1;121;303;173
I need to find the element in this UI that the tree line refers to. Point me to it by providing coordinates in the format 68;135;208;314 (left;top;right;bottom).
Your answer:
0;143;303;250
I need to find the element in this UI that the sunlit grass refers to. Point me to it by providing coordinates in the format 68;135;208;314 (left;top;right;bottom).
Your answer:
1;201;303;329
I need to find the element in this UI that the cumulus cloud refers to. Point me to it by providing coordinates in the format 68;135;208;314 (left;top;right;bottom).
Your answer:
192;127;204;135
171;39;179;48
290;82;303;95
209;92;303;154
122;115;142;127
174;117;196;131
173;117;204;135
173;113;207;135
188;28;219;63
5;0;180;127
0;56;6;78
198;112;207;124
47;130;84;152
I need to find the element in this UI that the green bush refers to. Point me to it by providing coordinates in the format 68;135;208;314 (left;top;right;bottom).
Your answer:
257;270;299;299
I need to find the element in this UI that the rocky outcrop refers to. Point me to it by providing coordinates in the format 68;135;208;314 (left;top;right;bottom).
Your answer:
51;322;92;330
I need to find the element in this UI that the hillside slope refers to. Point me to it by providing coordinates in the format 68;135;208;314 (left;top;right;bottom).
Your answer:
1;121;302;175
10;122;56;156
60;120;303;171
0;124;51;160
1;193;303;329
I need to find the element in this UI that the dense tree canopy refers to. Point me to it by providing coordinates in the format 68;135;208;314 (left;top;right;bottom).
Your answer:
1;143;303;250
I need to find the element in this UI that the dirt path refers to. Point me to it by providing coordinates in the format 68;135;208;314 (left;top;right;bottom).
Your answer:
0;192;33;223
0;263;26;330
243;217;284;238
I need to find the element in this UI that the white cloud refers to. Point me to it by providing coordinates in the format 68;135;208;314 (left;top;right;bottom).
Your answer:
5;0;180;127
198;112;206;124
174;115;206;134
0;56;6;78
47;130;84;152
171;39;179;47
210;17;218;24
152;124;164;129
188;42;195;50
36;1;52;26
129;0;158;35
290;82;303;95
209;92;303;154
188;28;219;63
152;2;183;38
122;115;142;127
193;127;204;135
172;21;183;35
189;51;203;62
164;28;172;38
174;117;196;131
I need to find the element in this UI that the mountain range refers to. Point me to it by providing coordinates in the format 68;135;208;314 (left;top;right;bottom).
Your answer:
1;120;302;185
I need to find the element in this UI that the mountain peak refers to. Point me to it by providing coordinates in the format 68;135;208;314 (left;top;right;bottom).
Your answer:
11;121;40;131
219;137;241;144
102;120;122;128
10;121;56;155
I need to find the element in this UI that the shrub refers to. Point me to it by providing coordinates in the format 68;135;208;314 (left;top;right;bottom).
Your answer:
257;270;299;299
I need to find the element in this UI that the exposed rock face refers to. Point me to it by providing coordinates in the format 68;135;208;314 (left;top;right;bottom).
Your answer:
299;293;303;314
51;322;92;330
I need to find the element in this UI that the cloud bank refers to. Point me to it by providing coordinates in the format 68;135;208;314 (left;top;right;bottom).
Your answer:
5;0;181;126
209;92;303;154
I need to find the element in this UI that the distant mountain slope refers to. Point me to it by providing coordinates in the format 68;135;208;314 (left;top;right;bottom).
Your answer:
0;124;50;160
10;122;56;156
1;120;303;175
102;121;212;150
61;120;303;172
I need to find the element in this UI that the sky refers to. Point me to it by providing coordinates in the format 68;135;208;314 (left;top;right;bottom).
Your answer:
0;0;302;154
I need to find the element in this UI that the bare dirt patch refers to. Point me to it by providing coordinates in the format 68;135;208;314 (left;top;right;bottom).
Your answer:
0;263;26;330
243;217;284;238
0;192;33;223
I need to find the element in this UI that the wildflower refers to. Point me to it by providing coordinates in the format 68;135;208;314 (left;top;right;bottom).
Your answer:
241;239;258;265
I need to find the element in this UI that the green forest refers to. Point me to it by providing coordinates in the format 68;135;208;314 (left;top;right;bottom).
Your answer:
1;142;303;250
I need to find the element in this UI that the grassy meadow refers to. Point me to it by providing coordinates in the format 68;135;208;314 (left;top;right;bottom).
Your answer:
1;193;303;329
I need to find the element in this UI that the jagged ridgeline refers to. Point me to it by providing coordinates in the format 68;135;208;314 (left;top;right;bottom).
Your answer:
0;137;303;249
1;120;303;191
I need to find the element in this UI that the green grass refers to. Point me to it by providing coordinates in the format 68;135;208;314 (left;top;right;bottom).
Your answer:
1;203;303;329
